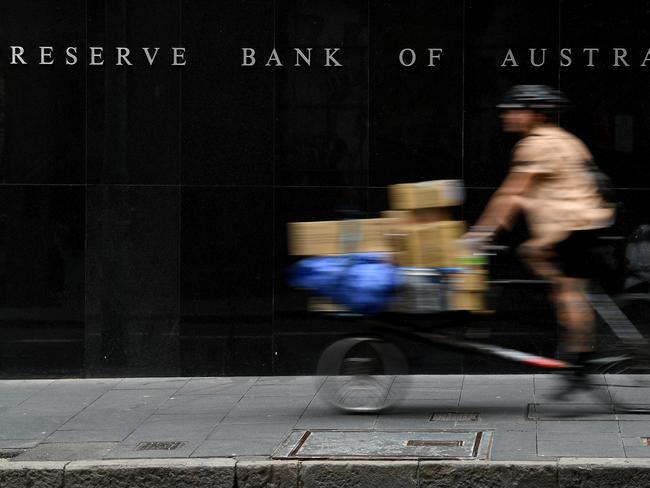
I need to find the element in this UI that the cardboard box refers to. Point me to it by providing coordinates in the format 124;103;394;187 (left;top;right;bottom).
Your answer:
288;218;396;256
448;290;485;311
433;221;466;268
412;207;454;223
389;180;465;210
390;182;437;210
391;221;466;268
381;210;410;220
354;218;394;253
288;221;340;256
382;208;452;224
434;220;466;242
451;271;488;292
391;225;437;267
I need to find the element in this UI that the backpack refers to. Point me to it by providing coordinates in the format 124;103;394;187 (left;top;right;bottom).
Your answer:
586;158;617;209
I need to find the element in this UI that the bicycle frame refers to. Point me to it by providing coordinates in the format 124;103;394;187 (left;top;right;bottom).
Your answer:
319;277;648;373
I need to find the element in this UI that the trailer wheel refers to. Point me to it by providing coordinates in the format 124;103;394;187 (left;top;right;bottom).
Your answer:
316;337;409;413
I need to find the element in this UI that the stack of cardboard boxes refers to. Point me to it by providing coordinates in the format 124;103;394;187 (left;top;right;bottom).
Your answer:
388;180;485;311
288;179;486;312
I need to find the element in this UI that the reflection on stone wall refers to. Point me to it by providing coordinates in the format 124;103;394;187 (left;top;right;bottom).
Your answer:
0;1;648;376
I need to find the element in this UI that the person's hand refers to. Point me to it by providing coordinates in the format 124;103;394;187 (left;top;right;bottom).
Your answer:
460;227;496;253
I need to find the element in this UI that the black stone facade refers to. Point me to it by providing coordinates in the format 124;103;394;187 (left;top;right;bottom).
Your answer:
0;1;648;377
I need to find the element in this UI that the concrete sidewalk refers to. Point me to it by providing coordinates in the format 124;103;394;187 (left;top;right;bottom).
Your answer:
1;374;650;486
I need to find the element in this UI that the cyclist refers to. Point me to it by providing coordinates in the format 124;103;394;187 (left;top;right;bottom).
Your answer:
465;85;615;396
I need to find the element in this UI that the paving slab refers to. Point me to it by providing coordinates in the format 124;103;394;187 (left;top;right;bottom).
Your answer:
618;420;650;436
155;394;240;415
45;428;135;443
256;376;322;385
400;375;464;388
529;402;616;420
226;397;312;417
615;411;650;421
489;430;539;461
385;398;460;411
123;414;221;442
113;378;191;390
622;447;650;458
622;436;650;448
453;407;536;431
245;384;319;398
536;420;620;434
192;438;283;457
207;422;296;441
0;414;74;441
14;442;118;461
175;377;257;396
608;386;650;404
56;388;179;436
387;387;461;401
295;414;378;430
0;440;40;449
12;382;118;417
106;439;203;459
463;374;535;386
537;432;626;458
373;416;440;430
0;391;51;410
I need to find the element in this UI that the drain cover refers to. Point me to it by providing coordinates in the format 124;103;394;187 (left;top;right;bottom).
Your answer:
272;429;492;460
407;440;463;447
135;441;186;451
430;412;480;422
0;450;23;459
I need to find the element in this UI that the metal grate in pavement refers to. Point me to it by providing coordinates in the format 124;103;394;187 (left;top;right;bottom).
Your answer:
272;429;492;460
135;441;186;451
407;440;464;447
0;450;24;459
430;412;480;422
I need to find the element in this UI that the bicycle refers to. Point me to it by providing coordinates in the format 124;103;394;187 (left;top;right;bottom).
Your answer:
311;233;650;414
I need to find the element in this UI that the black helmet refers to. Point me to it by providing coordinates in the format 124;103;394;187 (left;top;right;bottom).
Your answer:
497;85;570;112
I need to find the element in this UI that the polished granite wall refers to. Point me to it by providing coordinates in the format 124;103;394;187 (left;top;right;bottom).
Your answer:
0;1;649;377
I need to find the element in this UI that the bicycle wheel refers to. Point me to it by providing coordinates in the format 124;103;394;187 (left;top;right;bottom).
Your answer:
593;345;650;373
316;337;409;413
590;340;650;413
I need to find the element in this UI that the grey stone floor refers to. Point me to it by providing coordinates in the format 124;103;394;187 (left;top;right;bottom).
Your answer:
1;375;650;461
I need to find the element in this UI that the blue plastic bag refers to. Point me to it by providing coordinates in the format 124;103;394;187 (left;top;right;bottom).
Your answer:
288;253;404;314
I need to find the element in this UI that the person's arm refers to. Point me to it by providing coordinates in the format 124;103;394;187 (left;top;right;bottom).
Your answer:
466;137;547;242
472;170;537;232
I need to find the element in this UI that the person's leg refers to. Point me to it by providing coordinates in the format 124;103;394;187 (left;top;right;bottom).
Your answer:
518;235;595;353
553;276;595;352
519;235;597;399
